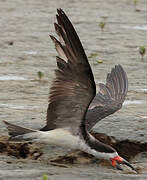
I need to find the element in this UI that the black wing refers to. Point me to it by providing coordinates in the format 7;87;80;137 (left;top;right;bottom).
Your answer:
86;65;128;131
41;9;96;134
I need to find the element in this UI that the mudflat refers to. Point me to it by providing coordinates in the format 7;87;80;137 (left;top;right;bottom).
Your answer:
0;0;147;179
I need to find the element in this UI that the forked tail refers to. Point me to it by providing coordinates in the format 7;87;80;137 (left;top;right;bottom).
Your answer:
3;121;40;142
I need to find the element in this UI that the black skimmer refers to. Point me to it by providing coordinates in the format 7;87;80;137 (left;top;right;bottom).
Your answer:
4;9;136;172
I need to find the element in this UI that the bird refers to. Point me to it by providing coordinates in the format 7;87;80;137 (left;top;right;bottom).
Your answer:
4;9;136;172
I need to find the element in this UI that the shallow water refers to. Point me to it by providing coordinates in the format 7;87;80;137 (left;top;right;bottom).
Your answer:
0;103;39;110
140;89;147;92
122;25;147;31
124;100;144;105
24;51;38;55
0;75;27;81
0;0;147;179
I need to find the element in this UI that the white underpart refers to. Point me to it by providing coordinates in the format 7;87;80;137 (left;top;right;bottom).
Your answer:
22;128;118;159
22;128;80;149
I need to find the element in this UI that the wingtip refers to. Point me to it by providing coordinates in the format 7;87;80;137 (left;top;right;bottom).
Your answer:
49;34;53;38
57;8;60;13
106;64;128;100
116;64;126;74
57;8;64;15
49;35;56;42
3;120;9;126
113;64;126;75
56;14;59;20
54;22;59;30
114;64;123;72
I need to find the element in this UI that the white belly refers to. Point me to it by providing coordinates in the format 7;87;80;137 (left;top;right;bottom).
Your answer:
34;128;80;149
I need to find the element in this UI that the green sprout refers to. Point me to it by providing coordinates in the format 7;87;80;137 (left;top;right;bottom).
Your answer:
88;52;104;64
134;0;140;11
43;175;48;180
96;59;103;64
99;21;106;32
37;71;44;80
88;52;98;59
139;46;146;60
134;0;138;8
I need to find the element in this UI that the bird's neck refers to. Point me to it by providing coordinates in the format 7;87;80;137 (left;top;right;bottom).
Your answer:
79;122;118;159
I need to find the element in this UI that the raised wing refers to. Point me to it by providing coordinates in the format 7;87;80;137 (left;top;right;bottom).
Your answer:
86;65;128;131
41;9;96;134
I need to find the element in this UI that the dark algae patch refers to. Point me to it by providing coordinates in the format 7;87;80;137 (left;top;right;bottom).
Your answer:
91;132;147;161
0;136;42;160
0;133;146;165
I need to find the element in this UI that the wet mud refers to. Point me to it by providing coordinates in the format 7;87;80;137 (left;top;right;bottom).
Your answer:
0;133;146;175
0;0;147;179
0;132;147;162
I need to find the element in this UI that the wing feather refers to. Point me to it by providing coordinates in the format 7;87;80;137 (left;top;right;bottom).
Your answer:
86;65;128;131
41;9;96;134
41;9;128;134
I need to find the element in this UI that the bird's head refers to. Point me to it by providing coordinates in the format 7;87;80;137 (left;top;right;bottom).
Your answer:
110;155;137;172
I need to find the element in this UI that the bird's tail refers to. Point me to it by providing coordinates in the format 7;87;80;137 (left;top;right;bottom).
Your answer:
3;121;41;142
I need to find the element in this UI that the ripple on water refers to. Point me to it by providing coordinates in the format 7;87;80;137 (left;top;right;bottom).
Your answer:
122;25;147;31
0;75;27;81
140;89;147;92
124;100;144;106
0;103;39;110
24;51;37;55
